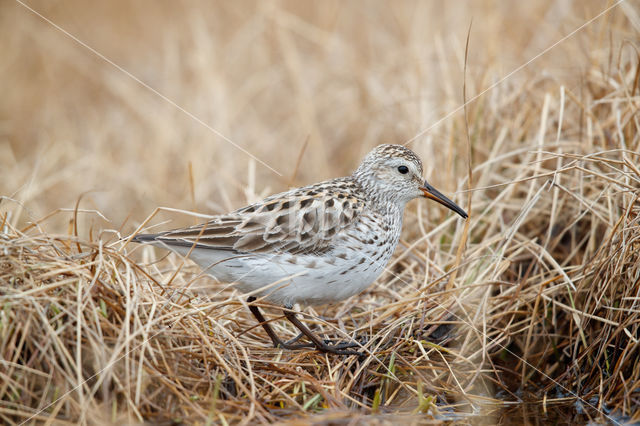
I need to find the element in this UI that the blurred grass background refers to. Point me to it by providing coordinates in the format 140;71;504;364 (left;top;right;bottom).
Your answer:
1;0;623;233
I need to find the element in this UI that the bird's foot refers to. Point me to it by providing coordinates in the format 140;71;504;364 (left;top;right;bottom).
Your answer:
273;339;360;354
314;336;368;355
313;341;362;356
285;331;366;352
273;338;315;350
278;335;364;354
322;335;368;349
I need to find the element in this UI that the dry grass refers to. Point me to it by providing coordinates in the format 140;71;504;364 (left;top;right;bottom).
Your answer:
2;1;640;424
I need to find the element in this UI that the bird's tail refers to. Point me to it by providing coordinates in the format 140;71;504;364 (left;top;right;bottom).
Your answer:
130;233;159;243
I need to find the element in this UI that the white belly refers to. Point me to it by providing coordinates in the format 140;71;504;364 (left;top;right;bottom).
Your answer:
167;244;393;307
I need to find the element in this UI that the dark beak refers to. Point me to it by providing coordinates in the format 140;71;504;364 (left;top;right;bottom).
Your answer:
419;181;468;219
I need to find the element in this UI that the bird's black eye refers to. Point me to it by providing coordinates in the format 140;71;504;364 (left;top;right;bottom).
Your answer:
397;165;409;174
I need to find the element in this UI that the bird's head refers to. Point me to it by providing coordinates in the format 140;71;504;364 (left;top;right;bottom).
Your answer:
353;144;468;219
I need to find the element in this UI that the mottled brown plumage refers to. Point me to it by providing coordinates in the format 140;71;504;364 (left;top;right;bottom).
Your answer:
141;177;365;255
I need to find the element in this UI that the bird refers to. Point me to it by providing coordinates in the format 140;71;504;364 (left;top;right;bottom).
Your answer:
132;144;468;355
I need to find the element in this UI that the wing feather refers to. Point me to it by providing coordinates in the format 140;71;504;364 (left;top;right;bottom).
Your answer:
137;179;366;255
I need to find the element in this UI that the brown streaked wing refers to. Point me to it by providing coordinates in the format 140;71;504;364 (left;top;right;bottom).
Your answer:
151;185;365;255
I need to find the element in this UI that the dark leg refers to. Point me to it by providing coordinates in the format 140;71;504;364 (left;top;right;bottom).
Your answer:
283;332;306;346
246;297;314;350
283;308;362;356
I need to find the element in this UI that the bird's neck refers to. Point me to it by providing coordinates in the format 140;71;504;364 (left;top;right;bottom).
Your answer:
350;176;406;223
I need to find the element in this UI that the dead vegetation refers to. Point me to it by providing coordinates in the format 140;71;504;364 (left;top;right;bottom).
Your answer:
1;1;640;424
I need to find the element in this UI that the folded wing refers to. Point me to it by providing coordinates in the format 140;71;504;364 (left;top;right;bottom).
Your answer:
134;185;365;255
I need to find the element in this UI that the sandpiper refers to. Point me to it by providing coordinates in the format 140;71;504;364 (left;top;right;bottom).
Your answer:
133;144;467;355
